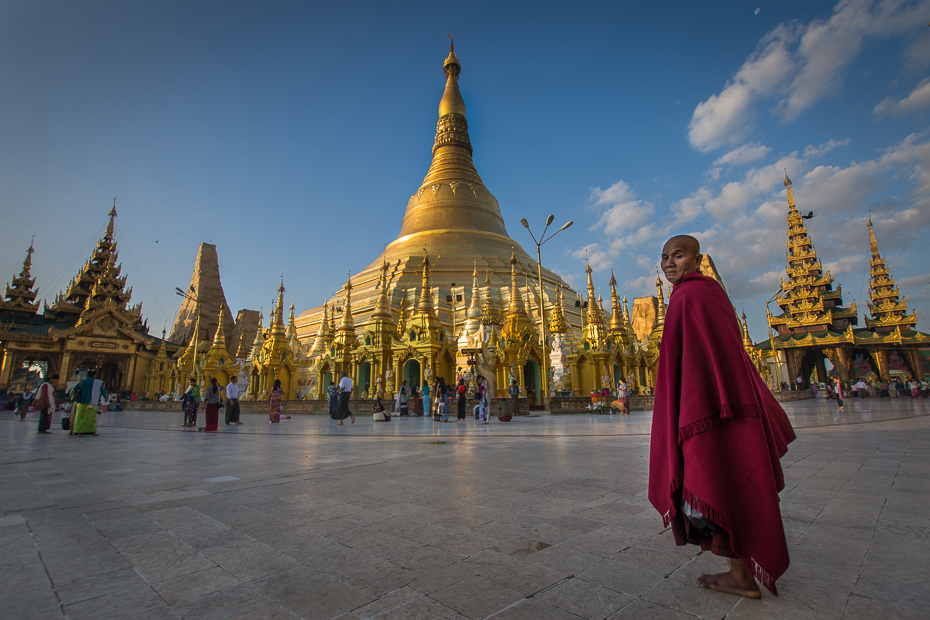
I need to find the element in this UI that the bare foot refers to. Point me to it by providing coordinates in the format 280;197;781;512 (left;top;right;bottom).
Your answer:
696;559;761;599
351;416;355;424
336;422;344;426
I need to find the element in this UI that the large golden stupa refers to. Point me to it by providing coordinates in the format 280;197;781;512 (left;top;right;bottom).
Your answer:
294;41;580;348
281;41;664;403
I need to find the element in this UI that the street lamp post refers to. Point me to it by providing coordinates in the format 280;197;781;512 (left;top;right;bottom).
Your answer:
175;286;202;381
520;215;573;408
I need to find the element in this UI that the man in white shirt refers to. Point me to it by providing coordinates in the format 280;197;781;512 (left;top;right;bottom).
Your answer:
335;371;355;426
224;376;241;425
855;379;867;399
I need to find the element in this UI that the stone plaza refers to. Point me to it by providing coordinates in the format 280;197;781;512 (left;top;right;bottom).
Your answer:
1;397;927;620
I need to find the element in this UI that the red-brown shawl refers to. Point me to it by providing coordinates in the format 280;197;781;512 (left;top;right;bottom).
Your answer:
648;272;796;595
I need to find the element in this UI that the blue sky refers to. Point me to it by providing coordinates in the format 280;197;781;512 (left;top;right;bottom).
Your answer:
1;0;928;341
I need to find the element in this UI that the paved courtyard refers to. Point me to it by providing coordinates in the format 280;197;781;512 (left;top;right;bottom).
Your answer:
1;397;927;620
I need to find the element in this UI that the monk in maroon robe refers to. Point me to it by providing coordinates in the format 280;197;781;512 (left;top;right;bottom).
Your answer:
649;235;796;598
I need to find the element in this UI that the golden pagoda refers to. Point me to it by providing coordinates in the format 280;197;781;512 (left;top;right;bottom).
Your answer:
498;251;541;395
202;306;239;390
294;39;582;400
245;282;305;399
284;40;670;402
143;329;174;397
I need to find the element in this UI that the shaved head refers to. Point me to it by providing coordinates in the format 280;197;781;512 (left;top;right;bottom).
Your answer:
661;235;703;285
664;235;700;256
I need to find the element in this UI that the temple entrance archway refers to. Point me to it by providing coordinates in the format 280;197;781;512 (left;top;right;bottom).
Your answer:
403;359;421;392
358;361;372;397
523;360;540;405
98;360;122;392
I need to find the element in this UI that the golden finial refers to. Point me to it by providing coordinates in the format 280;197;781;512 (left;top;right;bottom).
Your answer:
784;169;796;209
448;29;454;52
868;212;879;255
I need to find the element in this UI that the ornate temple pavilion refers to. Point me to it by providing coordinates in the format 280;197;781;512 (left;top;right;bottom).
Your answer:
761;175;928;385
0;205;177;394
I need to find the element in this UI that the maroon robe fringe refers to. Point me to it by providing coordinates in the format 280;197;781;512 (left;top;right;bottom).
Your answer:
648;272;796;595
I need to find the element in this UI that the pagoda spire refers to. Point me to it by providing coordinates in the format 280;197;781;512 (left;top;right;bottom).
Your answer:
270;280;287;337
865;217;917;332
507;251;526;317
784;171;796;210
394;40;511;244
622;294;633;333
105;197;118;239
480;273;502;326
339;275;355;332
741;309;753;348
2;240;40;312
549;285;568;333
210;306;227;350
372;259;394;320
466;261;481;320
608;271;624;332
584;262;604;327
416;253;435;314
654;274;666;330
248;312;264;362
308;303;330;358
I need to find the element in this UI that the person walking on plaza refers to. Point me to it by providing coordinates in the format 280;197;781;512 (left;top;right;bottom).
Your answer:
225;375;241;425
333;371;355;426
202;377;221;431
182;378;200;427
477;375;491;424
833;378;844;410
437;377;449;422
398;380;409;416
456;378;467;421
269;379;283;423
422;379;430;419
431;377;441;419
35;374;58;434
649;235;796;599
71;369;106;437
327;380;338;418
617;379;630;416
856;379;867;399
14;392;26;421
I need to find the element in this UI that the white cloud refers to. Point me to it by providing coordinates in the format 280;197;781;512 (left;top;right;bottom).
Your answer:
688;0;930;151
713;142;772;166
823;255;865;277
804;139;850;157
688;32;794;151
671;186;713;225
899;273;930;289
589;180;655;234
875;78;930;117
570;243;614;272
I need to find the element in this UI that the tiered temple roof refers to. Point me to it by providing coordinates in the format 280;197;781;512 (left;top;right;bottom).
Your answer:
1;241;40;317
865;217;916;332
768;173;857;339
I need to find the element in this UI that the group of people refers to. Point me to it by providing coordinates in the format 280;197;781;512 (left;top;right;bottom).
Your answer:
7;371;107;437
181;375;242;431
328;373;504;424
810;377;928;405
